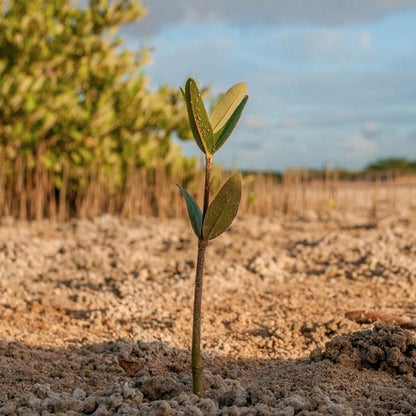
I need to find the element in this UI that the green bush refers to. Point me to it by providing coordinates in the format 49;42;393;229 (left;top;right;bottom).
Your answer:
0;0;193;218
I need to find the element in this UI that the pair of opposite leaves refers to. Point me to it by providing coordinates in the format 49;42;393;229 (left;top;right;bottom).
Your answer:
181;78;248;156
178;78;248;241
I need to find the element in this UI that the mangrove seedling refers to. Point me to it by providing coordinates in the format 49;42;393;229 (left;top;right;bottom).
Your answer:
178;78;248;396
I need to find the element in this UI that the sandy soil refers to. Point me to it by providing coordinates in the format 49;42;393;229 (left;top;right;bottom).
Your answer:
1;211;416;415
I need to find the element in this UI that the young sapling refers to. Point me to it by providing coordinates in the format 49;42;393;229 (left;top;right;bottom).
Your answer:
178;78;248;396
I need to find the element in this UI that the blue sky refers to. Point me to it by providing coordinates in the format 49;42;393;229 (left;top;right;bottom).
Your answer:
122;0;416;171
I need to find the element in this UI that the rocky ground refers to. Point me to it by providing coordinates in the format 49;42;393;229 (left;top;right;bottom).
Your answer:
1;210;416;415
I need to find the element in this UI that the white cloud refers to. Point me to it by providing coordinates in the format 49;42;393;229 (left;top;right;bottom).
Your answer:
246;70;416;108
134;0;416;35
279;118;299;129
276;28;344;60
361;121;380;137
357;32;372;51
272;111;416;129
341;134;381;158
242;115;268;130
305;29;342;55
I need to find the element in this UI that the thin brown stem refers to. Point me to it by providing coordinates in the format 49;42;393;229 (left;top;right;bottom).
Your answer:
192;238;208;396
191;154;211;397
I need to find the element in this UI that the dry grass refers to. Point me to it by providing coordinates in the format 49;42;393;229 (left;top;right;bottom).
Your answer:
0;157;415;221
242;169;416;219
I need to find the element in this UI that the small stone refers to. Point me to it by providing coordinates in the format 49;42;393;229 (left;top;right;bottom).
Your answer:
309;348;323;362
254;403;272;415
176;392;190;404
181;403;203;416
327;403;353;416
72;388;86;401
140;375;185;401
109;393;123;409
149;400;172;416
0;402;16;415
82;396;98;414
189;394;200;405
282;396;305;413
92;403;111;416
34;384;51;400
117;403;139;415
273;406;295;416
132;389;144;405
121;383;136;400
247;383;276;407
16;407;37;416
66;411;83;416
197;398;218;416
24;395;42;411
218;405;241;416
218;386;247;407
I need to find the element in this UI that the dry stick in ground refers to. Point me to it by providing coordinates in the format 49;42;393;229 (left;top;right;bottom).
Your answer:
345;310;416;329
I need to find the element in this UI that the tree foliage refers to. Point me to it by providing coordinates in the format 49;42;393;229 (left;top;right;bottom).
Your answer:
365;158;416;172
0;0;193;219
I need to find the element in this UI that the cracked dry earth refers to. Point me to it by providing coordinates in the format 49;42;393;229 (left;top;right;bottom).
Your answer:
1;211;416;415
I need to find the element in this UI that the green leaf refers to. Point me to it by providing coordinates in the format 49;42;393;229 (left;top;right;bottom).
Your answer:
24;95;36;112
184;78;214;155
214;95;248;153
177;184;203;238
202;173;242;240
209;82;248;133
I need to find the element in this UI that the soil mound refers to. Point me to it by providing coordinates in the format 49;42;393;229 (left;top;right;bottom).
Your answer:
318;323;416;376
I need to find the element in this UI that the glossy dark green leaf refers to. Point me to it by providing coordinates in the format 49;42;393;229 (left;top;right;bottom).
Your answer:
184;78;214;155
202;173;242;240
214;95;248;153
177;184;202;238
209;82;248;133
183;83;205;154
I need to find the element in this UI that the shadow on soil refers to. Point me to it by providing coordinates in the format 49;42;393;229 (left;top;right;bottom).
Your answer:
1;328;416;414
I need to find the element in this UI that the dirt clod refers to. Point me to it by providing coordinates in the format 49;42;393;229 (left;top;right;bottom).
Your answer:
321;323;416;375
